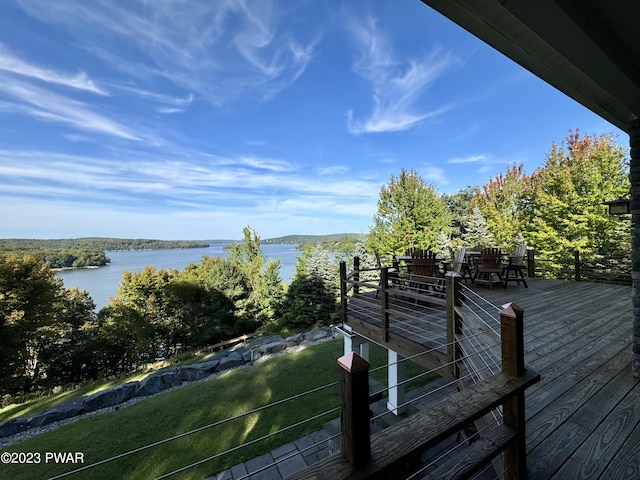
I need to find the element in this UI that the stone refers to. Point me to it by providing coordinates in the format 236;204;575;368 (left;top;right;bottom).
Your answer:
135;373;166;397
0;418;27;438
285;333;304;346
158;370;181;388
277;453;307;479
241;350;254;363
28;409;72;428
195;358;220;374
217;351;245;372
304;327;333;342
176;365;209;382
83;388;122;412
261;341;287;355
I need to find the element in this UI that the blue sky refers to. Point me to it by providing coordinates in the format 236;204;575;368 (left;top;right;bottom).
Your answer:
0;0;624;240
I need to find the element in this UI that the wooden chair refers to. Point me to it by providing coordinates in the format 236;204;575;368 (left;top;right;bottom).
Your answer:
473;248;504;289
374;252;402;295
447;247;473;282
409;250;443;297
410;250;439;277
503;244;528;287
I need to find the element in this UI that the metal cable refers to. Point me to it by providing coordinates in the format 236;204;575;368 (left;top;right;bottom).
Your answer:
234;432;342;480
369;345;502;422
152;407;341;480
46;380;340;480
405;422;495;480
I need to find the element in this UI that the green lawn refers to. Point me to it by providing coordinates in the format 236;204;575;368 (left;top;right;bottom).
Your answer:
0;354;218;423
1;339;437;480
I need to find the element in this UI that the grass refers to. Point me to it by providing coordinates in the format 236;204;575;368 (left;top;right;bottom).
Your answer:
0;352;221;423
1;339;438;480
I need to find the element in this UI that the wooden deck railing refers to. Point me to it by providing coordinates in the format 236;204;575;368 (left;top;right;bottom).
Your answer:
292;261;540;479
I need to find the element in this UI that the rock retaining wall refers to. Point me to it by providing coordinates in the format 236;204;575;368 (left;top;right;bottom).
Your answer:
0;327;335;439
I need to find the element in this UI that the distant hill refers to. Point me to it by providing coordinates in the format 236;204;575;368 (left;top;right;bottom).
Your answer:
0;237;210;252
263;233;367;245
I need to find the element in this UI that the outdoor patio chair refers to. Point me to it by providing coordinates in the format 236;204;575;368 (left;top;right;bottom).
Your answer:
373;252;402;296
473;247;504;289
503;243;528;287
447;247;473;282
409;250;444;298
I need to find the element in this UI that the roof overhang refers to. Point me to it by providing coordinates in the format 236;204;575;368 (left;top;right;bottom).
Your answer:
420;0;640;132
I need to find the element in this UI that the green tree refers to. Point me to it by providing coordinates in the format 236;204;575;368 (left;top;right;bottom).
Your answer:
224;227;284;325
39;288;96;386
115;266;172;357
472;163;534;250
367;169;450;256
462;207;494;248
0;254;64;392
444;186;476;249
279;244;343;331
94;302;154;375
195;256;251;324
162;279;236;349
278;275;338;330
527;130;629;277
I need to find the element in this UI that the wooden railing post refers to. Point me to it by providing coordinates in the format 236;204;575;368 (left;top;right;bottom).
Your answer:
337;352;371;467
340;261;347;324
526;248;535;278
353;256;360;295
380;267;389;342
500;302;526;480
445;272;462;378
574;250;581;282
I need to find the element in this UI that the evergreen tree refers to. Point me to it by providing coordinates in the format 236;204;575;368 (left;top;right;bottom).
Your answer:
224;226;284;325
367;169;451;255
463;207;495;248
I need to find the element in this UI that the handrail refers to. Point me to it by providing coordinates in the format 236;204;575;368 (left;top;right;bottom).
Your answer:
289;368;539;480
328;261;539;479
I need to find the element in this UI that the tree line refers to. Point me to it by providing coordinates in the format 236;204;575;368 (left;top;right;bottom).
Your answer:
367;130;630;277
0;238;210;269
0;130;629;399
0;237;210;251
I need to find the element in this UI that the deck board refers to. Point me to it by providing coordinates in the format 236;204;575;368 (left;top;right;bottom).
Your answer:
346;276;637;479
475;278;636;479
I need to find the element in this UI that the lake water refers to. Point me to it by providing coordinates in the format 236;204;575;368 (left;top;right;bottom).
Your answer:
56;243;300;311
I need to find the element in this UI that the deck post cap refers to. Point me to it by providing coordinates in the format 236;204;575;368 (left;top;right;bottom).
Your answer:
337;351;370;373
500;302;524;318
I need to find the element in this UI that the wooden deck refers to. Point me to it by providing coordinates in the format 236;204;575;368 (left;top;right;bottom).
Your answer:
346;282;450;372
468;277;638;479
344;275;638;478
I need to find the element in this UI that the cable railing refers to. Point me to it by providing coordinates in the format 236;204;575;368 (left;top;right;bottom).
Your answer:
46;319;505;480
153;407;341;480
58;261;536;480
291;260;540;480
46;376;343;480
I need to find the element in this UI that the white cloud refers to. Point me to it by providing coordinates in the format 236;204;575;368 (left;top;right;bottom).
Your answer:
346;14;459;134
156;107;184;114
447;154;487;164
0;43;107;95
16;0;318;106
318;165;349;175
423;166;449;185
0;148;379;211
0;75;141;140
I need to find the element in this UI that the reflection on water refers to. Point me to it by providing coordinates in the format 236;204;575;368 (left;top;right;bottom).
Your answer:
57;243;300;311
